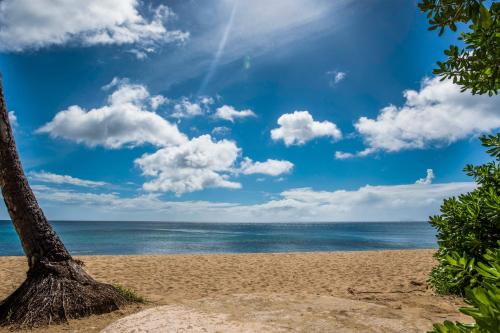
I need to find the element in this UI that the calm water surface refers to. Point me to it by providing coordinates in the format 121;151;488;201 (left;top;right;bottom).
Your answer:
0;220;437;256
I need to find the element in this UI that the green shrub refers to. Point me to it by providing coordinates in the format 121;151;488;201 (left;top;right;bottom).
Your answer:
430;252;478;295
429;246;500;333
429;134;500;295
113;284;146;303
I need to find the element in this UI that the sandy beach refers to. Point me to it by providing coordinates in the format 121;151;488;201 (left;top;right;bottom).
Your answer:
0;250;467;332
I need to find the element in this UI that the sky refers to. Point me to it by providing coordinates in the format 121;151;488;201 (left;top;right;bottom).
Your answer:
0;0;498;222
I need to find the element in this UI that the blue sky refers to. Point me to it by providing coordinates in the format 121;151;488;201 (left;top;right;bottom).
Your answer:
0;0;498;222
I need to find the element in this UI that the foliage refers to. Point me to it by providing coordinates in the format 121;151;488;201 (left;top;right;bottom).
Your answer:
419;0;500;95
113;284;145;303
429;246;500;333
430;252;478;295
429;134;500;295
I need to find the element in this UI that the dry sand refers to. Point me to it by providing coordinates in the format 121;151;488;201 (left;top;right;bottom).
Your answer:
0;250;468;332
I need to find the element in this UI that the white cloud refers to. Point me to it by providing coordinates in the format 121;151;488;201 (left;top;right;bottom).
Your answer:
214;105;256;122
135;135;241;195
327;70;346;86
200;97;215;105
271;111;342;146
240;158;294;176
334;72;346;83
8;179;475;222
352;77;500;155
248;181;475;222
37;80;187;149
170;96;214;119
150;95;168;110
170;100;254;122
172;99;202;118
128;49;148;60
21;185;242;221
334;151;354;160
102;77;127;91
211;126;232;137
8;111;17;126
30;171;107;188
128;47;156;60
0;0;189;52
35;79;293;195
416;169;434;185
334;148;375;160
171;97;214;119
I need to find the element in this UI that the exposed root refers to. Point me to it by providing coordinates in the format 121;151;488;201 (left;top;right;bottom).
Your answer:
0;259;128;328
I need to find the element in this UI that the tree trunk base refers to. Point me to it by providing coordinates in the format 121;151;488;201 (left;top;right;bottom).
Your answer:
0;259;127;328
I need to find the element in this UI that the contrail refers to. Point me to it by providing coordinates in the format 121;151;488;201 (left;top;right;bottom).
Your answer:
197;0;239;95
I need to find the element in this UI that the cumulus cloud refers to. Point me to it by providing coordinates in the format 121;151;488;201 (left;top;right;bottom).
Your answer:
214;105;256;122
37;80;187;149
416;169;434;185
13;179;475;222
133;131;293;195
172;99;202;118
171;97;213;118
135;135;241;195
239;158;294;176
36;79;294;195
30;171;107;188
150;95;168;110
351;77;500;155
0;0;189;52
271;111;342;146
171;100;254;121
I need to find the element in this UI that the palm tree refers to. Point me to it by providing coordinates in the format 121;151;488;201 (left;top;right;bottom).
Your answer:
0;75;127;328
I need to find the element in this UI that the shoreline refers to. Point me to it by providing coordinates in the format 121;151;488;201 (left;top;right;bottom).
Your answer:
0;220;430;223
0;249;466;332
0;247;439;258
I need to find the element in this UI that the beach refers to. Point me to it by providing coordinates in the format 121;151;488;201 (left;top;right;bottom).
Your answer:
0;250;467;332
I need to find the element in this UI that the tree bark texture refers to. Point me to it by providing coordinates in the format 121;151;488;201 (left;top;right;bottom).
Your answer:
0;76;127;328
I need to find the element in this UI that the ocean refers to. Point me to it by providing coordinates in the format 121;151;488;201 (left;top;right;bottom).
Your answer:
0;220;437;256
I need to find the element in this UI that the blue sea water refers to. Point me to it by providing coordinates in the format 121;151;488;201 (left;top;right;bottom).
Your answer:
0;220;437;256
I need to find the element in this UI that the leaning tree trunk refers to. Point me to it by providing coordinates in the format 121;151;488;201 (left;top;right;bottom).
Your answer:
0;76;127;328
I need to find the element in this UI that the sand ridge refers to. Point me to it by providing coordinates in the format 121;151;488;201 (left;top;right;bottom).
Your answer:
0;250;468;332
